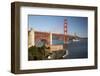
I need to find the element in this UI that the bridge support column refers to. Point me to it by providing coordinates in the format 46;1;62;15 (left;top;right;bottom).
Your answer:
28;29;35;47
50;32;52;45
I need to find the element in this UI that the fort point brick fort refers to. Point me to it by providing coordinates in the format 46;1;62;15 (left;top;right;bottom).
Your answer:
28;19;68;52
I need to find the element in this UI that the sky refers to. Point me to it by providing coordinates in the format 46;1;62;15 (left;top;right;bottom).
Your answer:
28;15;88;37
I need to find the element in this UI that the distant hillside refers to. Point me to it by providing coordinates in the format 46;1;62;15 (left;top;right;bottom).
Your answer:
67;35;80;40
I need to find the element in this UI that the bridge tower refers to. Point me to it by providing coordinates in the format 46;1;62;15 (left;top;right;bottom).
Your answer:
64;19;67;44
